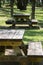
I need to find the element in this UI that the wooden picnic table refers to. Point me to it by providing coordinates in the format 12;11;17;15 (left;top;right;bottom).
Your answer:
0;29;43;64
6;14;39;28
12;14;31;27
0;29;27;56
0;29;25;46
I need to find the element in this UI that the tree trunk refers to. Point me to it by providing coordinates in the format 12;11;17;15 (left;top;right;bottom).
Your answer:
42;0;43;6
31;0;36;19
10;0;14;17
17;0;28;10
0;0;1;8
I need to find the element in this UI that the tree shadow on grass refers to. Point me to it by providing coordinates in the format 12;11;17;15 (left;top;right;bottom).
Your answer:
24;30;43;36
23;30;43;42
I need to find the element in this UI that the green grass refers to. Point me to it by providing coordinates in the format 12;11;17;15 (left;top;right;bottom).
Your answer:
0;4;43;45
0;17;10;26
1;5;43;20
0;5;43;24
23;29;43;44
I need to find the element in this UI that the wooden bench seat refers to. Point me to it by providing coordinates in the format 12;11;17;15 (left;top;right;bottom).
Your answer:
6;20;31;25
6;19;14;24
6;19;38;25
5;19;39;29
31;19;38;24
5;19;31;28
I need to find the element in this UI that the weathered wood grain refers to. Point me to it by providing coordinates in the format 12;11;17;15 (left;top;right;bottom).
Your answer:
0;29;25;39
0;29;25;46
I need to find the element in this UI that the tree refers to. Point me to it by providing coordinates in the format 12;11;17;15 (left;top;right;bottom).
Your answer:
0;0;1;8
10;0;14;17
31;0;36;19
2;0;5;5
17;0;28;10
42;0;43;6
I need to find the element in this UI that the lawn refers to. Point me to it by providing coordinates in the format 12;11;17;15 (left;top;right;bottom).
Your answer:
0;4;43;24
0;4;43;45
23;29;43;45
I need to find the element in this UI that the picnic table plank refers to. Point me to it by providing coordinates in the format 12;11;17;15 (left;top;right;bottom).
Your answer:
0;29;25;39
0;29;25;46
27;42;43;55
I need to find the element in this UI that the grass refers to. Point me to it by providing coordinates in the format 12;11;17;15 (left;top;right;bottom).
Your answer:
0;5;43;19
0;17;10;26
0;4;43;45
23;29;43;45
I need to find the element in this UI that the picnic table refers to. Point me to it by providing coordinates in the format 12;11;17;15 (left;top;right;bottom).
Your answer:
6;14;39;28
6;14;31;28
0;29;43;65
0;29;25;46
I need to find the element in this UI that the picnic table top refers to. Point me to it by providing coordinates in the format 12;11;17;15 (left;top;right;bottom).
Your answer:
0;29;25;40
13;14;30;17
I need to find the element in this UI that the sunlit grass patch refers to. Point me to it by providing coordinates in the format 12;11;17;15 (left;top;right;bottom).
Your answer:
23;29;43;44
0;17;11;26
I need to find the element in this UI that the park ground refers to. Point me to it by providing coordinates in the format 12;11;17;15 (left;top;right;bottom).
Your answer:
0;4;43;45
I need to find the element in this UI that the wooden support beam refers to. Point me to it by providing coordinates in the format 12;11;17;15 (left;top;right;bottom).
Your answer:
10;0;14;17
0;0;1;8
